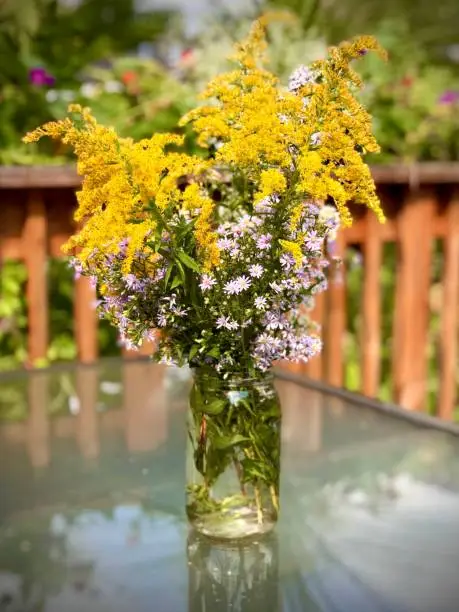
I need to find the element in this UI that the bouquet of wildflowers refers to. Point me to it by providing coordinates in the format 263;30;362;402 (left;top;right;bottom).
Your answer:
25;16;385;535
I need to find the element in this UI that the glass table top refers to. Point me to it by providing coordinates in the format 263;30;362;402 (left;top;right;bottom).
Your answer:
1;359;459;612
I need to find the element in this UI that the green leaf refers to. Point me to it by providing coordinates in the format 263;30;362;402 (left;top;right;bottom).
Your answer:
207;346;220;359
176;260;186;282
164;262;174;288
204;399;226;415
189;344;199;361
171;275;183;289
177;250;200;273
213;434;250;449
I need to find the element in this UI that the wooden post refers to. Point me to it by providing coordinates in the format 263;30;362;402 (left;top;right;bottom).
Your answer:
74;276;98;363
438;194;459;419
305;291;325;379
23;191;48;365
362;212;383;397
392;190;435;410
326;232;346;387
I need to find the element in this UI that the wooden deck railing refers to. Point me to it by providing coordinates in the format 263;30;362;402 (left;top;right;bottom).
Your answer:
0;164;458;418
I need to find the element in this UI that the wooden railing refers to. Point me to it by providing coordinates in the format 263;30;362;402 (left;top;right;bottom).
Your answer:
0;164;458;418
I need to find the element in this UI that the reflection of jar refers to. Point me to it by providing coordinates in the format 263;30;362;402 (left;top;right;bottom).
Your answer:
187;531;279;612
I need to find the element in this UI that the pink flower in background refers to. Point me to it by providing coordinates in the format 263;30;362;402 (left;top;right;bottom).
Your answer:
438;90;459;105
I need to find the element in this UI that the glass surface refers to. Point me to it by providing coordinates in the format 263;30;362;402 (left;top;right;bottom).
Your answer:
1;359;459;612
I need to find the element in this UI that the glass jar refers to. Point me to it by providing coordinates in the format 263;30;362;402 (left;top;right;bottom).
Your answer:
186;368;281;540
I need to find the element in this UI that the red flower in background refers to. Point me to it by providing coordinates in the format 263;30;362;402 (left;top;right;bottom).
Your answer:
401;76;414;88
121;71;137;85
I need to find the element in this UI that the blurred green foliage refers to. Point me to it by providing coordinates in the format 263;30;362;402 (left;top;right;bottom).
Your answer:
0;0;176;163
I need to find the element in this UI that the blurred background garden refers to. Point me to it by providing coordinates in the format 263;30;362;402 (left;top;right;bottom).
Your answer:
1;0;458;417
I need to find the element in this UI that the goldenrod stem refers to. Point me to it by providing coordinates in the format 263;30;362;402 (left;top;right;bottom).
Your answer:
270;485;279;513
254;485;263;525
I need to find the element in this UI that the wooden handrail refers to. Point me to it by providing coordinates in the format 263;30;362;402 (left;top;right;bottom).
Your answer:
2;162;459;189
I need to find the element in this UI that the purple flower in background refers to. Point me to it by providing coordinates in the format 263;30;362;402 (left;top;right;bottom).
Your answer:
157;314;167;327
438;90;459;105
29;67;55;87
256;234;272;250
249;264;264;278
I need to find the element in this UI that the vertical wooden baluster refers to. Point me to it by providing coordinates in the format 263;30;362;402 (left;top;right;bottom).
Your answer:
392;190;434;410
305;291;325;379
438;193;459;419
326;232;346;387
123;361;166;452
23;191;48;365
27;373;50;468
76;367;99;459
362;212;383;397
75;276;98;363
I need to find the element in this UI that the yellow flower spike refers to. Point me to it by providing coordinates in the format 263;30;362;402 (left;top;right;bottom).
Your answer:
279;240;303;268
255;169;287;203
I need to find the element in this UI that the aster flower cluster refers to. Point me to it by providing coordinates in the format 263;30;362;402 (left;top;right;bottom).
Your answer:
24;16;384;378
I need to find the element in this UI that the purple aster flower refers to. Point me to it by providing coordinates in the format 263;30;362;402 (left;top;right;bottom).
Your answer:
199;274;217;291
234;275;252;292
216;316;238;330
224;280;239;295
288;65;316;91
125;274;140;290
157;314;167;327
229;246;241;258
256;233;272;250
234;274;252;292
119;238;129;251
249;263;264;278
217;237;233;250
155;267;167;281
264;312;285;331
310;132;322;146
254;296;268;310
280;253;295;270
254;195;279;214
305;230;323;252
173;306;188;317
269;281;283;294
89;275;97;289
